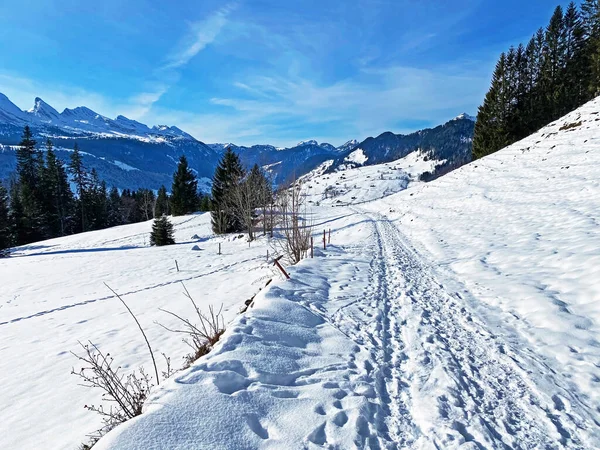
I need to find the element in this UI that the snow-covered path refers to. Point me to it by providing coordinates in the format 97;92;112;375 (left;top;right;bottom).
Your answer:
98;207;599;449
343;210;596;448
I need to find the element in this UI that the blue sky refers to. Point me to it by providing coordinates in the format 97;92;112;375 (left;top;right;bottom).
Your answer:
0;0;574;147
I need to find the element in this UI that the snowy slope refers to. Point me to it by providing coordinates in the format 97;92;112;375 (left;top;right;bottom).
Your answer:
3;98;600;449
94;99;600;449
365;96;600;439
0;213;277;450
300;150;441;206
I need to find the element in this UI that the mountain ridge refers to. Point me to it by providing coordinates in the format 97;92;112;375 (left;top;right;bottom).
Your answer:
0;92;475;190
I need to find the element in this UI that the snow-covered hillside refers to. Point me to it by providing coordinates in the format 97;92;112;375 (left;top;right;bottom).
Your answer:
300;150;441;206
2;97;600;449
0;214;277;450
94;98;599;449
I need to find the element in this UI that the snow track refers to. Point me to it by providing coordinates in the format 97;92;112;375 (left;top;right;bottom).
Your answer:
95;209;598;449
331;210;593;449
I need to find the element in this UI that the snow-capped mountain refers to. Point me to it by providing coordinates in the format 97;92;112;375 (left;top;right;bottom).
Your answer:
453;112;476;122
0;92;476;191
337;139;359;153
326;115;475;179
1;93;193;140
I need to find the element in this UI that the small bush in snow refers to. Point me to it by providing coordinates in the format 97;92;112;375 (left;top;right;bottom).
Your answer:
159;283;225;368
71;341;153;449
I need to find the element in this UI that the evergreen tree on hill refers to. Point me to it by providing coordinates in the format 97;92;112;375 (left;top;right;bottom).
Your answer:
0;184;11;255
150;215;175;246
8;182;25;245
42;139;74;236
16;126;38;187
154;185;170;217
170;156;198;216
107;187;124;227
68;143;89;232
211;147;245;234
14;126;47;243
473;1;600;160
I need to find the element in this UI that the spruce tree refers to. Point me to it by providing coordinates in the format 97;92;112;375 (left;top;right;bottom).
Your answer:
106;187;124;227
0;184;11;254
582;0;600;94
542;6;566;120
69;143;88;232
150;215;175;246
16;126;38;187
473;2;600;160
211;147;245;234
154;185;170;217
9;181;26;245
43;139;73;236
14;126;46;243
563;3;588;111
170;156;198;216
473;54;510;159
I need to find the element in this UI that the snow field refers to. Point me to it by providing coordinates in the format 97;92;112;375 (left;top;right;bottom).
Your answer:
0;213;276;450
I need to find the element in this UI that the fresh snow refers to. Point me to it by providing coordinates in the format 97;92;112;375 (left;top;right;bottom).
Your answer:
344;148;369;165
2;97;600;449
0;214;276;450
453;112;476;122
112;160;139;172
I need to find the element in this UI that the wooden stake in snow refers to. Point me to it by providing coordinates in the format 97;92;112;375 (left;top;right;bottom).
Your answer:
273;255;290;279
218;243;221;255
175;260;179;272
311;237;314;258
328;228;331;244
323;230;327;250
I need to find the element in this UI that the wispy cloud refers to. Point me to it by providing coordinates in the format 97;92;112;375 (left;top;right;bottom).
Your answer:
126;3;238;119
162;3;237;71
201;63;489;145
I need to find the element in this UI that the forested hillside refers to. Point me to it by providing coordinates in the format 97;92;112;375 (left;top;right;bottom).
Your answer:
474;1;600;159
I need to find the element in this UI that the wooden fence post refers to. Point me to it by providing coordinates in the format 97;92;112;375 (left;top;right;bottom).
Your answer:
273;255;290;279
323;229;326;250
311;237;314;258
218;243;221;255
175;260;179;272
328;228;331;244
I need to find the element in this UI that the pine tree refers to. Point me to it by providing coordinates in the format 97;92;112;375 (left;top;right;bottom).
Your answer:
9;181;26;245
106;187;124;227
14;126;47;243
150;215;175;246
562;2;588;112
542;6;567;120
170;156;198;216
473;2;600;160
69;143;89;232
582;0;600;94
0;184;11;255
154;185;170;217
16;126;38;187
42;139;74;236
473;54;510;159
211;147;245;234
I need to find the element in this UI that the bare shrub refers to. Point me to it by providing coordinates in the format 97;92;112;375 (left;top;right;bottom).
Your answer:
158;283;225;369
271;180;313;265
71;341;153;448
